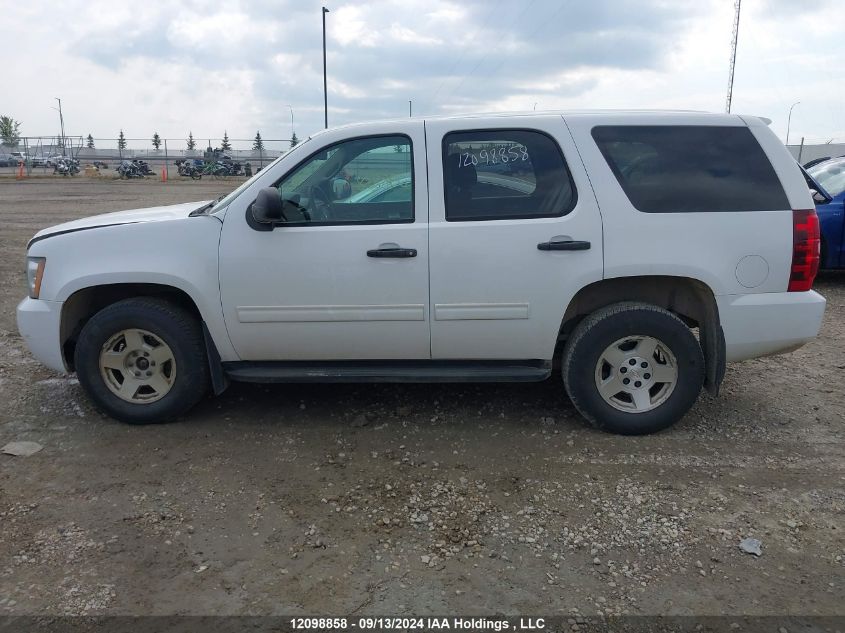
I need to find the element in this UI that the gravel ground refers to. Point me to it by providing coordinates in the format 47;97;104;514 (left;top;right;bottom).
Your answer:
0;178;843;618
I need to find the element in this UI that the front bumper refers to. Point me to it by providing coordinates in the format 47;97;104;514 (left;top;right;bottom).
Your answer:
717;290;826;362
16;297;67;372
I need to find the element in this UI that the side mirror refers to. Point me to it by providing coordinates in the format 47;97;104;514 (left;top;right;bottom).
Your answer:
810;189;831;205
251;187;284;224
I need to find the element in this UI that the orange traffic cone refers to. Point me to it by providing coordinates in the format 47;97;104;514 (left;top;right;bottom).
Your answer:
16;162;24;179
161;167;168;182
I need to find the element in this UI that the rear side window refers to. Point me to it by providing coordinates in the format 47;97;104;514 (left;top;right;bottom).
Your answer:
442;129;576;221
591;125;789;213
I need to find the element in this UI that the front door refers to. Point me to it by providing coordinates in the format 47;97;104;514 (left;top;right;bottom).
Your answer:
424;116;604;361
218;124;430;361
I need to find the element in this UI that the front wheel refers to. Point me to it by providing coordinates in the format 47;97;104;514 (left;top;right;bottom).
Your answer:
562;302;704;435
74;298;209;424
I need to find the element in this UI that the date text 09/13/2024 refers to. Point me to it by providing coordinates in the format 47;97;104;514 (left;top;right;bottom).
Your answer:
290;617;546;631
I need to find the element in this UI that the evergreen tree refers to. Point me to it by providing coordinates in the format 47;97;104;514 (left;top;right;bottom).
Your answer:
253;131;264;151
0;115;21;147
186;132;196;150
152;132;162;150
117;130;127;150
86;134;95;149
290;132;299;148
220;131;232;151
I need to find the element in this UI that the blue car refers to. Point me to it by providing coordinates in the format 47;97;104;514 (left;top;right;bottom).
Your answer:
806;156;845;269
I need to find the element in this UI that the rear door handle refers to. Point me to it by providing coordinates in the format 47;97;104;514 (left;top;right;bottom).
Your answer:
537;240;591;251
367;247;417;258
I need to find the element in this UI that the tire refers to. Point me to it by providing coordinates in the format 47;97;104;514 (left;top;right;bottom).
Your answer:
74;297;209;424
562;302;704;435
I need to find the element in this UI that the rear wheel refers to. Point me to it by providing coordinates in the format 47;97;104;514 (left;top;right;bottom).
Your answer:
75;298;209;424
562;302;704;435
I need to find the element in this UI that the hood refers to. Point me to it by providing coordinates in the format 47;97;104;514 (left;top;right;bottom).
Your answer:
29;200;213;247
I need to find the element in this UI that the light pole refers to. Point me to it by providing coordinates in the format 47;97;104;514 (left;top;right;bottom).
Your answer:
55;97;66;156
409;100;412;117
322;6;330;129
285;104;295;139
786;101;800;146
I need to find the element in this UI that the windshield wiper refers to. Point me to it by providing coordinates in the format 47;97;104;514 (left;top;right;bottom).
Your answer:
189;195;226;217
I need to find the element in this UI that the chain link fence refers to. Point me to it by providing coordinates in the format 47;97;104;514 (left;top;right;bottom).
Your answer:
1;136;295;176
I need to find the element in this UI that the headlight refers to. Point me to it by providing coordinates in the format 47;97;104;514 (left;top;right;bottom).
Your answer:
26;257;46;299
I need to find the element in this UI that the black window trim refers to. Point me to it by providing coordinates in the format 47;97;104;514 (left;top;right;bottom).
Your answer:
263;132;416;228
441;127;578;223
590;124;790;214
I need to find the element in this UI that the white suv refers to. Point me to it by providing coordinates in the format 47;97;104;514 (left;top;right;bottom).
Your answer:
17;111;826;434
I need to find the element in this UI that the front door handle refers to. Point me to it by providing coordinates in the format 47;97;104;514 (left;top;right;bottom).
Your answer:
367;247;417;258
537;239;591;251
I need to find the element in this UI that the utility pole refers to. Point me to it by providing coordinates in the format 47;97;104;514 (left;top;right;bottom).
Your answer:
285;104;295;139
55;97;66;156
786;101;800;146
322;6;330;129
409;100;412;117
725;0;741;113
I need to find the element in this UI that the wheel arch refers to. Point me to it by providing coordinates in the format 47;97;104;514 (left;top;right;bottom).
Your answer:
61;283;203;372
557;275;725;394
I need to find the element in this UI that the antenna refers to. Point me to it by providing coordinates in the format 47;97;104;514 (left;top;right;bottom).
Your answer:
725;0;741;113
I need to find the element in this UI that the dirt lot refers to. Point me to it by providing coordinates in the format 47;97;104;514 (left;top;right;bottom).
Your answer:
0;178;842;618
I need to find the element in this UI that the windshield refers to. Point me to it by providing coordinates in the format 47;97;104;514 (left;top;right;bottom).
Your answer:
808;157;845;198
210;135;315;213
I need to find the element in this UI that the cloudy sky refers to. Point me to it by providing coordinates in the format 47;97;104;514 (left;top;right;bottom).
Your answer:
1;0;842;150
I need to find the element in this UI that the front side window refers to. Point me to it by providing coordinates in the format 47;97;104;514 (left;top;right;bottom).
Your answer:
277;135;413;224
591;125;789;213
442;129;576;221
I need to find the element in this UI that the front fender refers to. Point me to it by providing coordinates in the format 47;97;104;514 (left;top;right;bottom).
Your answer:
30;218;238;362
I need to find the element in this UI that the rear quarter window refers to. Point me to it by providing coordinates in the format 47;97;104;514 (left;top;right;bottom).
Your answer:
591;125;789;213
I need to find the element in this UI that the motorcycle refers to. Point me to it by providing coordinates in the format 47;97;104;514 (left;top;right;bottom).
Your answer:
132;159;156;176
117;160;143;179
175;159;202;180
53;158;80;177
202;160;230;178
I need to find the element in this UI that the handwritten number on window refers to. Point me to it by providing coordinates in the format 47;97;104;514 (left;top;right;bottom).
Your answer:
455;144;530;168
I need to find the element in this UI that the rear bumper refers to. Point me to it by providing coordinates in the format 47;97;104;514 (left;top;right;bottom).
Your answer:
717;290;826;362
16;297;67;372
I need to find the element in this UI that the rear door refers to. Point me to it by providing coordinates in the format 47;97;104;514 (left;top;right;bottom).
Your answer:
424;116;604;360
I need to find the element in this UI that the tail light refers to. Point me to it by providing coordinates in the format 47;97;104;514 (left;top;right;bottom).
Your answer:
788;209;820;292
